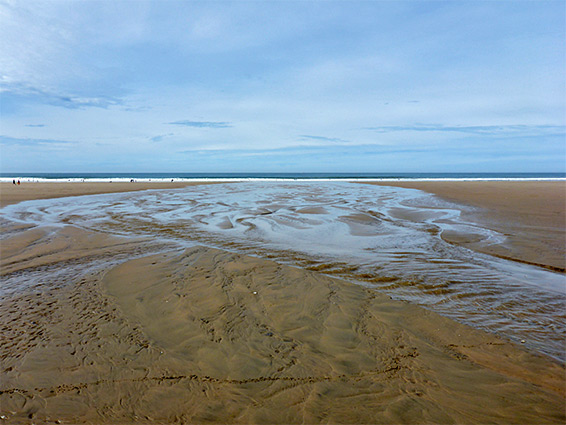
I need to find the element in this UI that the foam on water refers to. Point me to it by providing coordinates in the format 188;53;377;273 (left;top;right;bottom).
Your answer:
2;182;565;361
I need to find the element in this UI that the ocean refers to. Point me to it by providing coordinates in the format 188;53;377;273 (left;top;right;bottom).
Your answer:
1;172;565;182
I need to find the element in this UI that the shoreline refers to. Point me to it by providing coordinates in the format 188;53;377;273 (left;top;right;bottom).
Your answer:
3;177;565;183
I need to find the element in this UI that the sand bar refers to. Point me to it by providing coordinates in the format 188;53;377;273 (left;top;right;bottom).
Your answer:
0;181;211;208
363;181;566;271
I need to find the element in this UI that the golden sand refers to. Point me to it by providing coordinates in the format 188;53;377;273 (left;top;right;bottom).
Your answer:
363;181;566;271
0;181;210;208
1;226;564;423
1;181;565;423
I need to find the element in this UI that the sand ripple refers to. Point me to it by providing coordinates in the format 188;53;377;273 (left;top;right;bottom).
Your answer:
1;242;563;423
2;182;565;362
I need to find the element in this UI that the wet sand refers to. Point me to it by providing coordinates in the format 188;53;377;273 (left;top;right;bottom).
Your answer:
1;182;565;423
0;182;206;208
364;181;566;271
1;226;564;424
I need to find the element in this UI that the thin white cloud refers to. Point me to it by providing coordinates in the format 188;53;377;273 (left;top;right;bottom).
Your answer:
169;120;232;129
299;135;351;145
363;124;566;136
0;135;75;147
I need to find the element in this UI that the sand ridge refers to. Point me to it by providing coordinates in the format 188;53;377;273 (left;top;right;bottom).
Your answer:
0;225;564;423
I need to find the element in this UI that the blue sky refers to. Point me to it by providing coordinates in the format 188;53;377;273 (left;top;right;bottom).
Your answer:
1;0;564;173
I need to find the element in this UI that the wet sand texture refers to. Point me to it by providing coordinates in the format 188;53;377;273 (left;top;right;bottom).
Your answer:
364;181;566;271
3;180;563;271
0;182;213;208
3;181;565;362
1;226;564;424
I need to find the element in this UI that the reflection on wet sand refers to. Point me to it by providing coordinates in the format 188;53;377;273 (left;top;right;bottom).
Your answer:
2;182;565;362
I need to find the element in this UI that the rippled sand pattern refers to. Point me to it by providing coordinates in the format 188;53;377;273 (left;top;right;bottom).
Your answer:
2;182;565;361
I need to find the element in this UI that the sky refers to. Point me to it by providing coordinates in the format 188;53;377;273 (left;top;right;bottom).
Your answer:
0;0;565;173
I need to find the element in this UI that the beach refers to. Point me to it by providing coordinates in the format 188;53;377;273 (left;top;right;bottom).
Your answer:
0;182;208;208
1;181;565;424
363;181;566;272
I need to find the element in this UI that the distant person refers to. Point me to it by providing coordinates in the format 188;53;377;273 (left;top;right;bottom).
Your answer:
12;179;15;185
17;180;20;185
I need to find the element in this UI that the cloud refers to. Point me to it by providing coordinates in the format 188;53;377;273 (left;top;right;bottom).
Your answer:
177;143;432;157
168;120;232;128
299;135;350;144
1;81;122;110
363;124;566;136
0;136;75;147
149;133;174;142
0;2;563;172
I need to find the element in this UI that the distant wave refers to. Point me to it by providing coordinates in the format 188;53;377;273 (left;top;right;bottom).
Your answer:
1;172;565;183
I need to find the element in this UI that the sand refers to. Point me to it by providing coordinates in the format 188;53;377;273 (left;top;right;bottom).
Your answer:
3;181;563;270
363;181;566;272
1;181;565;423
1;227;564;424
0;182;210;208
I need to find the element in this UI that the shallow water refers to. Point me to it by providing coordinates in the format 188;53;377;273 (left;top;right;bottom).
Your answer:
2;182;565;362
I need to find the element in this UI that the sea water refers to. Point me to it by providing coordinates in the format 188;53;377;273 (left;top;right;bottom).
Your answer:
1;171;565;183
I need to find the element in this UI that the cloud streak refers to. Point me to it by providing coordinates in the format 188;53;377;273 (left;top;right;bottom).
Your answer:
363;124;566;136
299;135;350;144
0;136;75;147
168;120;232;129
1;82;122;110
150;133;175;142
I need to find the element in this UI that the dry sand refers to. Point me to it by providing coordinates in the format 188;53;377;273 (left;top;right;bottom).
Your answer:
363;181;566;272
1;181;565;423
